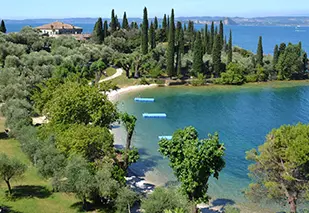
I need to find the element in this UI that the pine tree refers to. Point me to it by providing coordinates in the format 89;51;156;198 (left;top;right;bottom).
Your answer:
209;21;215;54
273;44;279;68
219;20;224;49
149;22;156;49
193;32;204;75
227;30;233;64
122;12;129;30
212;34;222;77
103;20;108;38
167;9;175;77
92;18;104;44
256;36;264;66
0;20;6;33
141;7;149;54
154;17;158;30
110;9;117;33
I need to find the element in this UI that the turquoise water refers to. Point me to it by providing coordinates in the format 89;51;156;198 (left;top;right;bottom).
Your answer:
115;85;309;211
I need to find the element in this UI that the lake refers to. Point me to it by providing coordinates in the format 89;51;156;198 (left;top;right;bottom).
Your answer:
114;83;309;212
5;22;309;54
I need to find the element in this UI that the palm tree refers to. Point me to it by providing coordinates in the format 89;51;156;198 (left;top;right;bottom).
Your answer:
121;113;137;169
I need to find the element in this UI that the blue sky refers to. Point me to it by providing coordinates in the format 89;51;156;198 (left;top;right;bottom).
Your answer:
1;0;308;19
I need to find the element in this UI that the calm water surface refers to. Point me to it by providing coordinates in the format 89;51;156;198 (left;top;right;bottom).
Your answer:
114;84;309;211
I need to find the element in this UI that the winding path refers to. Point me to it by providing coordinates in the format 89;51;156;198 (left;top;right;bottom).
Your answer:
99;68;123;83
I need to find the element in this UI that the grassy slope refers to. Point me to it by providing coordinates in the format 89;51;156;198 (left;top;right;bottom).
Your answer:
100;67;117;80
110;72;140;88
0;117;80;213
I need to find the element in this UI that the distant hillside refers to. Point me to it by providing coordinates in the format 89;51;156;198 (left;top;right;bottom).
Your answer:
3;16;309;26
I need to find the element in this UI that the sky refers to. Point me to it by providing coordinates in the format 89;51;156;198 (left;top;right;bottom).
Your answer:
1;0;309;19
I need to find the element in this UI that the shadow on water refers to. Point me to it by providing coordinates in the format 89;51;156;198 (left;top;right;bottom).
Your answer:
199;199;236;213
10;185;52;200
0;205;23;213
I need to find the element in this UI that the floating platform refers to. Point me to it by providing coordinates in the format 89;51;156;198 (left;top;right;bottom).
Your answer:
158;136;172;140
142;113;167;118
134;98;155;102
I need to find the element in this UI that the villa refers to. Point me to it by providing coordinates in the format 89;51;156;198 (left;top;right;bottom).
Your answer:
35;21;83;36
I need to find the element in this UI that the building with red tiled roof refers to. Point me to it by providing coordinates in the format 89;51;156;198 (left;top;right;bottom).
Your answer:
36;21;83;36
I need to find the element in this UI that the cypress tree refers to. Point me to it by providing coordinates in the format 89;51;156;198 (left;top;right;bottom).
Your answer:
110;9;117;33
115;15;120;30
273;44;279;68
227;30;233;64
256;36;264;66
149;22;156;49
134;22;139;29
122;12;129;30
103;20;108;38
214;26;218;36
188;21;195;50
167;9;175;77
0;20;6;33
141;7;149;55
193;32;204;75
92;18;104;44
212;34;222;77
209;21;215;54
162;14;167;30
219;20;224;49
175;22;183;76
204;24;209;54
279;42;286;56
154;17;158;30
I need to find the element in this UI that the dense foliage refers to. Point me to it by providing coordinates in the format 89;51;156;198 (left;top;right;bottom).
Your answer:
246;123;309;213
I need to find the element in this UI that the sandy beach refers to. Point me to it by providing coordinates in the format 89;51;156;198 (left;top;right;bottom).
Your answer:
106;84;158;102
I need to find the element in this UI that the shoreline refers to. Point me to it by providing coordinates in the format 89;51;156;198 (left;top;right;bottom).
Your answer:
106;84;158;102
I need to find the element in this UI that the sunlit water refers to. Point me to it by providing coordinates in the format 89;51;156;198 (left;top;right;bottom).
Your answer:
114;84;309;211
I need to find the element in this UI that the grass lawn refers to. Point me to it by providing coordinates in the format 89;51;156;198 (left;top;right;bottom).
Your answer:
110;72;140;88
0;116;80;213
100;67;117;80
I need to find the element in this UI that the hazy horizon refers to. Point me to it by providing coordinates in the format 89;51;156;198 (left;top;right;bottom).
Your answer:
1;0;308;19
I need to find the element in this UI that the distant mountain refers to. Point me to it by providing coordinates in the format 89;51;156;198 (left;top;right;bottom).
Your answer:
3;16;309;26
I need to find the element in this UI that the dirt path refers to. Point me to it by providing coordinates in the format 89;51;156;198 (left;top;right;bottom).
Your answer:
99;68;123;83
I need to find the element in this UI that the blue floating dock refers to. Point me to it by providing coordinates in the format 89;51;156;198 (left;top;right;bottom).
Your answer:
134;98;155;102
143;113;167;118
158;136;172;140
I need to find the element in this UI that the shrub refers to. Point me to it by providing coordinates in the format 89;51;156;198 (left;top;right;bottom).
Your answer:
139;77;150;85
191;73;206;86
245;74;258;83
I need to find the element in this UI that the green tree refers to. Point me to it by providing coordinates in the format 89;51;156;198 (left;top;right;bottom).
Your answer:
61;155;94;209
115;187;138;213
176;22;184;76
121;113;137;169
273;44;279;69
141;187;191;213
204;24;209;54
256;36;264;66
55;124;114;162
192;32;204;76
154;17;159;30
110;9;117;33
0;153;27;195
245;123;309;213
167;9;175;77
212;34;222;77
41;81;118;127
141;7;149;55
217;62;245;85
219;20;224;49
92;18;104;44
90;60;107;84
122;12;129;30
209;21;215;54
149;22;156;50
279;42;286;56
0;20;6;33
103;20;109;38
159;127;225;205
227;30;233;64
